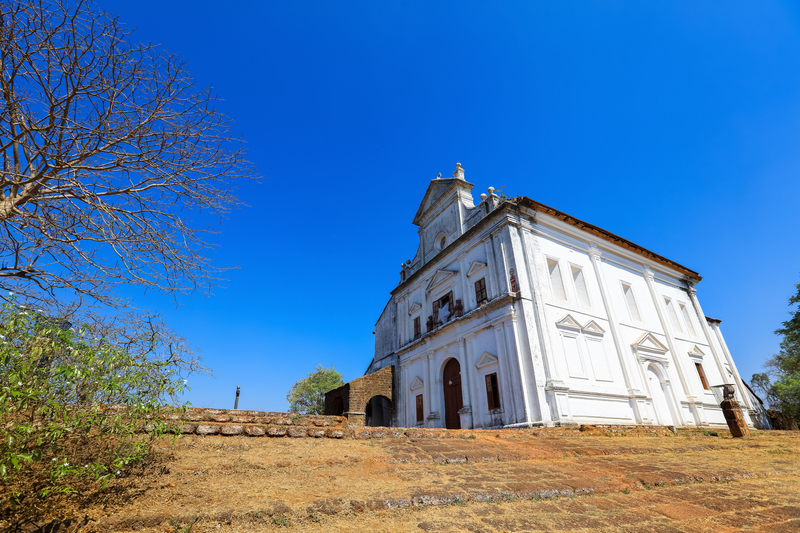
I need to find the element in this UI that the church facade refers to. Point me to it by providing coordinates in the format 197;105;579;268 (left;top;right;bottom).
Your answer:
359;164;756;429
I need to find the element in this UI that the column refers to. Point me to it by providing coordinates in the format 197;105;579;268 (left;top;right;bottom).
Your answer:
426;349;440;427
505;313;534;425
465;333;482;427
483;237;499;299
399;363;408;427
458;253;471;313
493;323;516;424
492;230;510;294
457;336;474;429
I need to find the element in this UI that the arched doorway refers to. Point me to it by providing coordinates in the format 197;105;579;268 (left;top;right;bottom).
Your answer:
365;395;392;427
443;358;463;429
647;366;674;426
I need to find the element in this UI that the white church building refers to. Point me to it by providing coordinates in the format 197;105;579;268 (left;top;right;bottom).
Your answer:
366;163;757;429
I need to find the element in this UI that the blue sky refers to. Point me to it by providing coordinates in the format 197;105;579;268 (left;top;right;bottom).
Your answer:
102;1;800;410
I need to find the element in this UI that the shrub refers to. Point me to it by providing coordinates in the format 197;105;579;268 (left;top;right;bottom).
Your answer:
0;299;192;517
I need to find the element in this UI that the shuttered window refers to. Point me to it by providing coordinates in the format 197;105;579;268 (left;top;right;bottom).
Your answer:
664;297;683;333
680;303;696;336
622;283;641;322
695;363;711;390
416;394;424;423
571;266;591;307
414;317;421;338
475;277;487;303
547;258;567;300
485;373;501;410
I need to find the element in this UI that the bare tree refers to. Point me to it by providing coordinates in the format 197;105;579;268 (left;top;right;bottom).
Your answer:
0;0;254;309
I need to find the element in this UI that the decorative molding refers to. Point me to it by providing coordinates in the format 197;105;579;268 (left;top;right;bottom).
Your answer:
631;332;669;354
582;320;606;335
408;302;422;316
466;260;487;277
426;269;458;292
555;314;582;330
687;344;706;357
475;351;499;369
410;376;424;390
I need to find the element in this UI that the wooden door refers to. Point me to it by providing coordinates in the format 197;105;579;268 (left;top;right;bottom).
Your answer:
443;358;463;429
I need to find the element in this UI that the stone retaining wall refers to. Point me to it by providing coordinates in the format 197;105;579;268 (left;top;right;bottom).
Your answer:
164;409;724;440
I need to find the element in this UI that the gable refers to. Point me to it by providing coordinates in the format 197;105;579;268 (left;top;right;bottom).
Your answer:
555;314;582;330
410;376;424;390
412;179;461;226
687;344;706;357
426;269;457;292
466;260;487;277
632;332;669;354
475;351;499;369
408;302;422;315
582;320;606;335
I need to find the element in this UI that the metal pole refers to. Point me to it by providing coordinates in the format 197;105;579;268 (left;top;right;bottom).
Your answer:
234;385;240;410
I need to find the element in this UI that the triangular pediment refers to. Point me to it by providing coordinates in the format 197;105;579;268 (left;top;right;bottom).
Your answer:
687;344;706;357
555;314;582;330
410;376;424;390
466;260;487;277
412;178;474;226
475;351;499;369
426;269;457;292
582;320;606;335
408;302;422;315
632;332;669;354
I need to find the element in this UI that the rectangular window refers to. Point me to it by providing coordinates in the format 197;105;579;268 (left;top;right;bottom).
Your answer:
413;316;421;338
436;291;453;323
664;297;683;334
571;266;591;307
547;258;567;300
622;283;641;322
695;363;710;390
416;394;424;423
475;277;487;304
679;303;696;336
485;373;501;410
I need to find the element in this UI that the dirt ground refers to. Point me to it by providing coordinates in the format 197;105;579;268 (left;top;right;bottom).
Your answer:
10;428;800;532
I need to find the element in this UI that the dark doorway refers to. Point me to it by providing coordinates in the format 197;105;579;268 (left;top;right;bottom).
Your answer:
365;395;392;427
331;396;344;416
443;358;463;429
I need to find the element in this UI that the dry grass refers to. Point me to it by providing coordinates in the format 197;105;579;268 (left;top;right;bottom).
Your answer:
5;428;800;532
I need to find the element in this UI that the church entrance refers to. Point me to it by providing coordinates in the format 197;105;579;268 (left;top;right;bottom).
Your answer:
443;358;463;429
647;367;674;426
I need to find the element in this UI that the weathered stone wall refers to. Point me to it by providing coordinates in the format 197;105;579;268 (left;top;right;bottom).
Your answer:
165;408;348;438
767;409;799;431
324;365;395;426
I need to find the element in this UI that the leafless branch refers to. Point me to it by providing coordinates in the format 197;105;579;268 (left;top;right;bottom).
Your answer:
0;0;256;309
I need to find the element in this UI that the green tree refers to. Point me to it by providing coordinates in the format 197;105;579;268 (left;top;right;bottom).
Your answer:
286;365;345;415
752;275;800;423
0;299;192;523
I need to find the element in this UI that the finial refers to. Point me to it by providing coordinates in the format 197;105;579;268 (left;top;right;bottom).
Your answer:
436;173;441;179
480;193;487;201
488;186;495;195
453;162;465;180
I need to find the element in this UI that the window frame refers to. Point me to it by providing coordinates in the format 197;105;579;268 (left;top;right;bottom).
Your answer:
620;281;642;322
546;256;568;301
415;394;424;423
695;362;711;391
485;372;501;411
569;263;591;308
474;277;487;304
